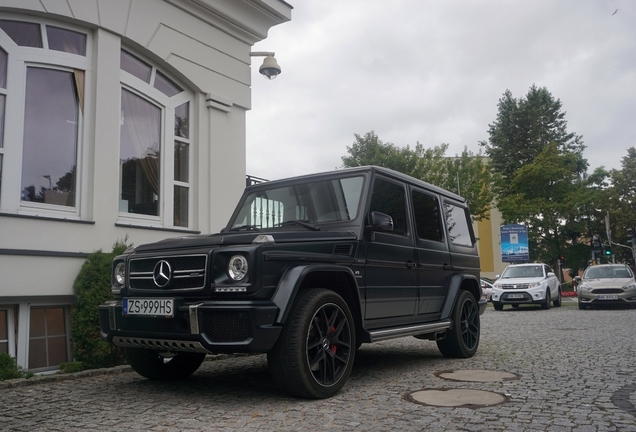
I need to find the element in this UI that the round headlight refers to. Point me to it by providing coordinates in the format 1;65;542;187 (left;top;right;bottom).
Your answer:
114;262;126;285
228;255;248;281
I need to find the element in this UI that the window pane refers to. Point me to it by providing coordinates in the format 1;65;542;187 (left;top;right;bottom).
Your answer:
0;342;7;355
369;178;406;235
0;154;3;203
29;308;46;338
174;102;189;138
120;50;151;83
0;20;42;47
0;94;5;147
412;191;442;242
28;338;47;369
174;185;188;227
47;335;68;366
120;89;161;216
21;68;78;207
154;70;182;97
46;308;65;336
444;203;473;247
46;26;86;56
0;310;7;341
0;48;6;88
174;141;188;182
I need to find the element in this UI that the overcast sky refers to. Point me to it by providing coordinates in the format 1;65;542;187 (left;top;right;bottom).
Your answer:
246;1;635;181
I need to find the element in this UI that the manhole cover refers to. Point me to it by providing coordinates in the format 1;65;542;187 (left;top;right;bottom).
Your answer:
406;388;508;408
436;369;518;382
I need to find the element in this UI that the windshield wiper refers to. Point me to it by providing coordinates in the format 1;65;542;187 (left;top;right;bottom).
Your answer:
230;224;261;232
275;220;320;231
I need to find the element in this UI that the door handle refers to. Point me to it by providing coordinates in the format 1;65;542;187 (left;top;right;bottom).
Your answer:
406;261;416;269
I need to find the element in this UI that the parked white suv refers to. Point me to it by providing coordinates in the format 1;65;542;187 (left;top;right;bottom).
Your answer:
491;263;561;310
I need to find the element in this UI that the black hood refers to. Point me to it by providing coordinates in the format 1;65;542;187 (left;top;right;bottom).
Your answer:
133;229;359;253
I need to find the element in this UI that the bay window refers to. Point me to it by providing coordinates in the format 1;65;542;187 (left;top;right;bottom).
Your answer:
0;17;89;215
119;50;192;228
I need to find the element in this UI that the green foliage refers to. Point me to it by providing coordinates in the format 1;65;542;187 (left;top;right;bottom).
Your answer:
71;237;131;370
58;361;85;374
0;353;32;380
481;85;587;192
341;131;494;221
607;147;636;266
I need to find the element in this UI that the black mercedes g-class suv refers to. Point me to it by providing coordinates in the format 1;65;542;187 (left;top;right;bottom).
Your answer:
99;166;485;398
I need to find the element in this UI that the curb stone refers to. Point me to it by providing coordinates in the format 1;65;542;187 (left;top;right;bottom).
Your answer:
0;353;241;390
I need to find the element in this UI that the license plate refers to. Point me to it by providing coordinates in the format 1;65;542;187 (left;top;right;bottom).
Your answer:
123;298;174;317
507;293;524;299
597;295;619;300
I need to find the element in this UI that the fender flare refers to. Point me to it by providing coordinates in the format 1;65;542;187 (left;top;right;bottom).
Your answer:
271;264;362;324
440;273;480;320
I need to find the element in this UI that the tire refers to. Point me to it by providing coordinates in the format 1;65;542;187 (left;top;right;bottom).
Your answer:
541;289;551;309
493;301;503;311
578;301;586;310
268;289;356;399
553;289;562;307
125;347;206;380
437;290;480;358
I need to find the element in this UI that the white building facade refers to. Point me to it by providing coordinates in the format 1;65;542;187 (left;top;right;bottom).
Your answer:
0;0;291;372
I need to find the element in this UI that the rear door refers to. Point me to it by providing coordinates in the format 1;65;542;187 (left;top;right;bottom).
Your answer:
411;187;452;319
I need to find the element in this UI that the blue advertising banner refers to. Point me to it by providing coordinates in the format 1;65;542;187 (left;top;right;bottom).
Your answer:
500;224;529;262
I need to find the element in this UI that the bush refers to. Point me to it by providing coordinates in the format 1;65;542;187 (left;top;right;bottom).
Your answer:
70;238;131;370
0;353;32;380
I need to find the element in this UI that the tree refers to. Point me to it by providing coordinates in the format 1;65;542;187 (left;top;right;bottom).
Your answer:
342;131;493;221
606;148;636;265
480;85;587;198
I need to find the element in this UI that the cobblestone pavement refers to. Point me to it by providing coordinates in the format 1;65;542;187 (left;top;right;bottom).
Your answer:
2;303;636;431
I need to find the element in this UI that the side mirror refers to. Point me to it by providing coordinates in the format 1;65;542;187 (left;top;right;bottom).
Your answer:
574;276;581;282
547;272;556;278
368;211;393;232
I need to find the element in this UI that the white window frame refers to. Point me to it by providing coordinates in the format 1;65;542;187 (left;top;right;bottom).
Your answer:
0;306;15;358
117;50;193;229
0;14;91;220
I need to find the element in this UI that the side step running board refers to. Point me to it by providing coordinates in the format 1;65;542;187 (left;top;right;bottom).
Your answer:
368;320;452;342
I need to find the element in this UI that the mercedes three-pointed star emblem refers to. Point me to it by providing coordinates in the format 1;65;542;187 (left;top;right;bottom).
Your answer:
153;260;172;288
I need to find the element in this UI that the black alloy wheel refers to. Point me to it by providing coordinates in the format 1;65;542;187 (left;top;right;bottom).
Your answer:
268;289;355;399
437;290;480;358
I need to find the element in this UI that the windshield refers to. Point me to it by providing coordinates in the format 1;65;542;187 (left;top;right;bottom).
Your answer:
501;265;544;278
229;176;364;230
583;265;633;279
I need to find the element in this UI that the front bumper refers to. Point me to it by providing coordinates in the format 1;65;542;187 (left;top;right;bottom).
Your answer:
491;286;547;305
577;292;636;307
99;299;282;354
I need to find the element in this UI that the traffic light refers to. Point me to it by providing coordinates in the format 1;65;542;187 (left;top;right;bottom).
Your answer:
604;247;612;256
628;226;636;247
558;255;565;263
591;235;602;255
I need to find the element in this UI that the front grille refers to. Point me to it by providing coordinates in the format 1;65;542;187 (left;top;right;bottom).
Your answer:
129;254;207;290
201;311;250;342
121;313;191;335
499;283;531;290
591;288;623;294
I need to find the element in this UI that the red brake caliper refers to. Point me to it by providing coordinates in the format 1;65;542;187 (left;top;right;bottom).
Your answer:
329;325;337;354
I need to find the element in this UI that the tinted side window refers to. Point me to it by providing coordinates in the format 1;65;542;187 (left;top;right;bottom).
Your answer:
444;202;473;246
369;178;406;235
412;190;442;242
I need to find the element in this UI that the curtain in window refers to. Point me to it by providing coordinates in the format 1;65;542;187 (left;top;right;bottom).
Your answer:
120;89;161;215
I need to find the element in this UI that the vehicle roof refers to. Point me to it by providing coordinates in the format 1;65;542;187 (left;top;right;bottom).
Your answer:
244;165;466;203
